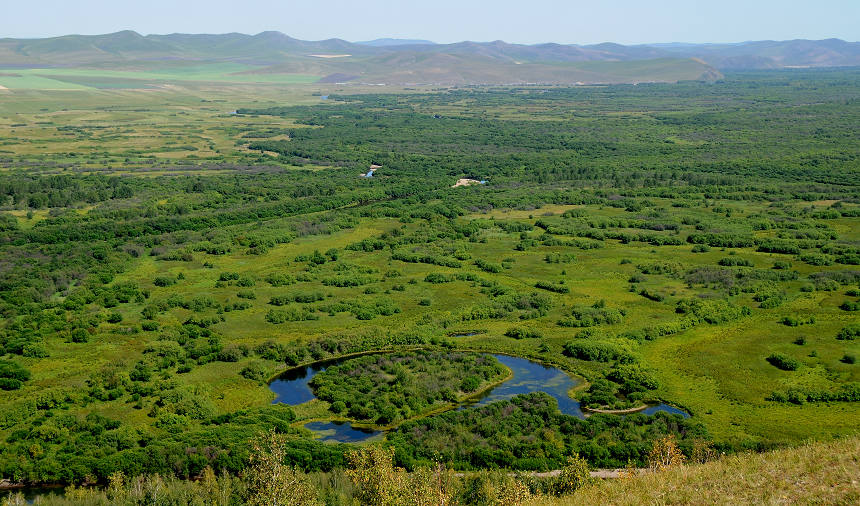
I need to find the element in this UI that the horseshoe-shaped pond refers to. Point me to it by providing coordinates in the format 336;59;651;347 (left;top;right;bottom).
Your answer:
269;353;689;442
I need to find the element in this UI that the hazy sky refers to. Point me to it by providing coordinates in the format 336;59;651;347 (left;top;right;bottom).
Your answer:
2;0;858;44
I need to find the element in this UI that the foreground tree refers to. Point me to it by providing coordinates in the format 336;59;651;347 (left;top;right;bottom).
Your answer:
244;430;320;506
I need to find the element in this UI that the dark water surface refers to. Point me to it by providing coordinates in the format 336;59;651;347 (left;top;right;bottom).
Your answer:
303;421;383;442
1;486;64;504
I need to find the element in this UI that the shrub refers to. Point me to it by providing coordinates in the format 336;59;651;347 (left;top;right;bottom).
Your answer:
266;308;319;324
504;327;542;339
813;278;840;291
606;364;659;394
70;328;90;343
756;240;800;255
563;341;635;363
638;289;665;302
798;253;834;266
474;259;502;273
424;273;453;283
580;378;620;408
766;353;801;371
22;343;48;358
265;273;296;287
836;324;859;340
781;315;814;327
0;360;31;390
558;304;624;328
322;275;375;287
236;277;256;287
154;413;189;433
718;257;753;267
218;345;245;362
153;276;175;287
218;272;240;281
460;375;481;392
840;301;860;311
842;354;856;364
553;454;593;495
240;361;269;382
535;281;569;294
637;262;682;276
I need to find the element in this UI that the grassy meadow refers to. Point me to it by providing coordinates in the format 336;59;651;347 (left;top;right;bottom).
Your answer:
0;69;857;488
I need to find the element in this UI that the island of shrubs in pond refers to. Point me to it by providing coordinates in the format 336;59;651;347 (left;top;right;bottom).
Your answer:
309;351;508;425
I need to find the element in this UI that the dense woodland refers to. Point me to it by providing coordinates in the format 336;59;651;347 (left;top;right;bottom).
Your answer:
0;70;858;494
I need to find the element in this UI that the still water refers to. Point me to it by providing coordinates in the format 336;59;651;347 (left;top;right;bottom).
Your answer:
270;353;690;442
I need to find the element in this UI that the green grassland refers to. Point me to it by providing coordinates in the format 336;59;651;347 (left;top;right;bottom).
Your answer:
81;203;855;444
0;65;319;90
0;82;338;173
0;69;858;486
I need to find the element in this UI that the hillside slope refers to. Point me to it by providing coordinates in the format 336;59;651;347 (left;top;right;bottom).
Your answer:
1;31;856;86
543;437;860;505
0;32;855;69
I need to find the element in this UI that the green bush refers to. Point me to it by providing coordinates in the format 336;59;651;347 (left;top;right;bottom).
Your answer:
836;324;859;341
535;280;570;294
504;327;542;339
719;257;753;267
563;341;635;363
240;361;269;382
766;353;801;371
153;276;176;287
0;360;31;390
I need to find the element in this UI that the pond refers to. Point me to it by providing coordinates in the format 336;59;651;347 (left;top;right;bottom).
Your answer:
303;421;384;443
270;353;690;442
0;486;64;504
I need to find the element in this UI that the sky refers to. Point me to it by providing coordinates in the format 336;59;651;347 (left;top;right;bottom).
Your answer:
1;0;858;44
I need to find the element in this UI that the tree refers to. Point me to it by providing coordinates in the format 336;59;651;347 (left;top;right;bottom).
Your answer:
244;431;320;506
647;435;686;471
554;453;592;495
347;446;407;505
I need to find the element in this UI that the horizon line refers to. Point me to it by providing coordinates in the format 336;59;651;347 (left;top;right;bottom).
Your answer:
1;30;857;47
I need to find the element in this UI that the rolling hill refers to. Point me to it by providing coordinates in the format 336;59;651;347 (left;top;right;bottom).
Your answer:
0;31;855;86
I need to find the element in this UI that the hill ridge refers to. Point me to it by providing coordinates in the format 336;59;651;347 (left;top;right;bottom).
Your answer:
0;32;857;86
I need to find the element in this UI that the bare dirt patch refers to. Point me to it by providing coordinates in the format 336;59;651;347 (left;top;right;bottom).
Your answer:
452;178;483;188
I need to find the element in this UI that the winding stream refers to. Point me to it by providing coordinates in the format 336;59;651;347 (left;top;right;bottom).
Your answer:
270;353;689;442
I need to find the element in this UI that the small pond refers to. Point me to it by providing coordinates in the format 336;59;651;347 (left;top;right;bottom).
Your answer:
270;353;689;443
304;421;384;443
1;486;64;504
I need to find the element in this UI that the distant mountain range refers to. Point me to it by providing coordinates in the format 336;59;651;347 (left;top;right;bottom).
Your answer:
0;31;856;85
356;38;437;47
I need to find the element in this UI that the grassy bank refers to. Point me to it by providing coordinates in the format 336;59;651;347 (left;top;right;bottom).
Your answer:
544;436;860;505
